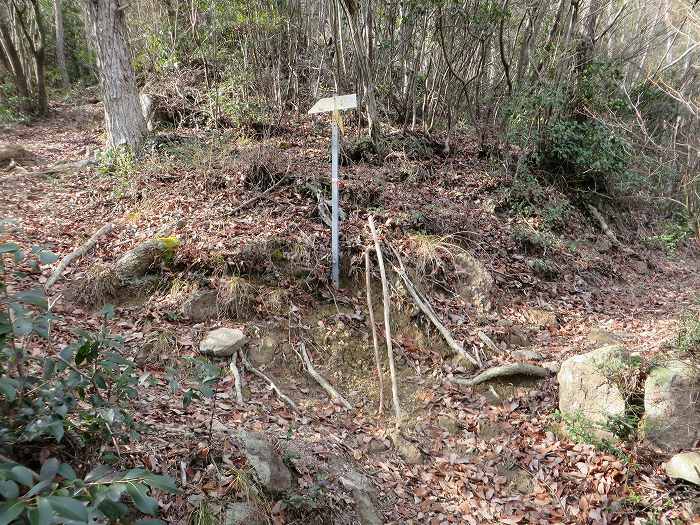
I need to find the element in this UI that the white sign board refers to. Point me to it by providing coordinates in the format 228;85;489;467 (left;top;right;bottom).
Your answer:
308;94;357;114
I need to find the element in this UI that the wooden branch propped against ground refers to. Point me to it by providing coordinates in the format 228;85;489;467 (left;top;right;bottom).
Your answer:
587;204;648;262
45;222;114;290
390;246;482;368
450;363;551;387
300;343;352;410
241;351;298;412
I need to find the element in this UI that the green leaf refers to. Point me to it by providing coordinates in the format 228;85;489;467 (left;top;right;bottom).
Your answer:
27;498;51;525
0;481;19;500
45;496;88;522
57;463;76;481
0;500;25;525
0;378;17;402
126;483;159;515
39;459;59;482
15;289;48;310
10;465;35;487
84;465;112;483
24;479;52;498
0;243;20;254
144;474;177;493
97;499;128;520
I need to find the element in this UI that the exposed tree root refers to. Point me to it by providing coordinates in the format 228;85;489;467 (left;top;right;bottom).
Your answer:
46;222;114;290
230;352;244;404
241;352;298;412
450;363;551;387
300;344;352;410
364;248;384;414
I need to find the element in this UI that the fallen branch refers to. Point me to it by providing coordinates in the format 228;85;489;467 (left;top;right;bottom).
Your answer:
587;204;647;262
227;169;290;217
45;223;114;290
368;216;401;421
450;363;551;387
364;248;384;414
300;344;352;410
391;247;481;368
477;330;500;355
230;352;244;403
241;352;298;412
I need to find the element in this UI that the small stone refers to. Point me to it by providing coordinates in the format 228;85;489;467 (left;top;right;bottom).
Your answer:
224;502;265;525
183;289;218;322
664;452;700;486
524;308;558;329
367;438;390;454
236;431;292;493
199;328;248;357
437;415;460;435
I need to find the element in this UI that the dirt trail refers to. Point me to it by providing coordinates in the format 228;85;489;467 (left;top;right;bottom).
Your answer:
2;106;700;523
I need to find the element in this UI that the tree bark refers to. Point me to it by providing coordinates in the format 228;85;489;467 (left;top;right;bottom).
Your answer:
81;0;147;151
0;16;31;110
53;0;70;89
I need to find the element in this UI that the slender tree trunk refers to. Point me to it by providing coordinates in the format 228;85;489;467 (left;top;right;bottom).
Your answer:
0;18;31;110
82;0;148;150
53;0;70;88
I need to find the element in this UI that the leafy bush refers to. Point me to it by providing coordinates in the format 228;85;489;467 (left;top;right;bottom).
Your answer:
537;119;631;190
0;236;176;523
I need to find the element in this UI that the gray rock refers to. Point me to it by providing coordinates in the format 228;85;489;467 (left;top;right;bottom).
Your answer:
236;431;292;493
542;361;561;374
340;470;383;525
454;252;494;314
183;289;218;322
664;452;700;486
224;502;265;525
249;334;279;366
644;361;700;452
199;328;247;357
557;345;628;440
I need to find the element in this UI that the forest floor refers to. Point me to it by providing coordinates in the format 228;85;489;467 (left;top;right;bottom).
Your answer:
2;99;700;524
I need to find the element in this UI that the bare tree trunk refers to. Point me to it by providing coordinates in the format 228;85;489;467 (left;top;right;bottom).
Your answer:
53;0;70;89
82;0;148;151
0;16;31;111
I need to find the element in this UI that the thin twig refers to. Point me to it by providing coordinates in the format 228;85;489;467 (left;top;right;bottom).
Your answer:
227;168;290;217
364;248;384;414
368;215;401;421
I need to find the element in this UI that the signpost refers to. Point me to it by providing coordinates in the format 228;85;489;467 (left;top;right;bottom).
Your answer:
308;94;357;288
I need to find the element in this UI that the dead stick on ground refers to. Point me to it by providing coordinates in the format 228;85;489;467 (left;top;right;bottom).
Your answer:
227;169;290;217
300;343;352;410
230;352;244;403
364;248;384;414
391;247;481;368
45;223;114;290
368;215;401;421
241;352;298;412
450;363;551;387
587;204;645;260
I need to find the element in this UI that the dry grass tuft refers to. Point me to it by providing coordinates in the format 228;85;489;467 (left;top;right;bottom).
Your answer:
235;144;289;190
406;233;465;282
73;263;120;306
217;276;257;318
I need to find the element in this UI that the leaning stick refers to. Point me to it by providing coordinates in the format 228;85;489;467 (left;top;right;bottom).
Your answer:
368;216;401;421
241;352;298;412
45;223;114;290
300;344;352;410
450;363;551;387
365;249;384;414
391;247;481;368
230;351;244;403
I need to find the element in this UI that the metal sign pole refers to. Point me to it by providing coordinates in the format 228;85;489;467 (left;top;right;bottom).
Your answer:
331;116;340;288
307;93;356;290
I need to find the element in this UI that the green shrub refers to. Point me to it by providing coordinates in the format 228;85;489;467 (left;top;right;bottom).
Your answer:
0;237;176;523
537;119;631;190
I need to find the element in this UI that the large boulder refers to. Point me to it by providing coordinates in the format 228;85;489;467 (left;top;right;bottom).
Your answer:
557;345;628;440
644;360;700;452
664;452;700;486
182;289;218;322
199;328;248;357
236;431;292;493
224;502;265;525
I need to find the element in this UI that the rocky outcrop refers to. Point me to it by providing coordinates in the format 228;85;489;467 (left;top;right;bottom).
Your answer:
664;451;700;486
199;328;248;357
340;469;383;525
235;431;292;493
557;345;628;440
454;252;494;314
643;360;700;452
224;502;266;525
